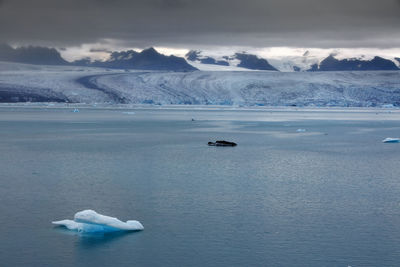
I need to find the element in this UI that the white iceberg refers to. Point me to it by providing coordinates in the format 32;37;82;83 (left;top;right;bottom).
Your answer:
52;210;144;233
296;128;306;132
382;138;400;143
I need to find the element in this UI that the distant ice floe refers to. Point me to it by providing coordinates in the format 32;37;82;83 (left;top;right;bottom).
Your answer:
296;129;306;132
382;138;400;143
52;210;144;233
381;104;395;108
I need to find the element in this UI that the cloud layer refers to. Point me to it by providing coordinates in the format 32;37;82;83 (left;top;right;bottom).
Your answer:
0;0;399;48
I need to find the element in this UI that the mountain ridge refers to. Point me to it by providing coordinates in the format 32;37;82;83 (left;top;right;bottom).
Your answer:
0;44;197;72
74;47;197;71
309;55;399;71
0;44;399;72
0;44;68;65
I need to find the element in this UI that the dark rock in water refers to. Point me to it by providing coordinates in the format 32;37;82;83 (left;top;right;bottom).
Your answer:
208;140;237;147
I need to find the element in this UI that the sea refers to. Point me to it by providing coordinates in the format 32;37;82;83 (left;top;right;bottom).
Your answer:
1;105;400;266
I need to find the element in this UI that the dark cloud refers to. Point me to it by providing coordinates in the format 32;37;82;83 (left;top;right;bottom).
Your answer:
0;0;399;48
89;48;112;53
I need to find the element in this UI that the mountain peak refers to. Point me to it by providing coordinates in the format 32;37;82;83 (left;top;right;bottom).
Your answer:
141;47;159;55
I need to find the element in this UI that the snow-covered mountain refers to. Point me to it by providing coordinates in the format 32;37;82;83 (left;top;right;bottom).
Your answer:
185;49;400;72
186;50;229;66
2;44;399;72
1;62;399;107
185;50;277;71
264;50;322;72
184;49;324;72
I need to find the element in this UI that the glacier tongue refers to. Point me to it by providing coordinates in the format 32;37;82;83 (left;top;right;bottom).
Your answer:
1;62;400;106
52;210;144;233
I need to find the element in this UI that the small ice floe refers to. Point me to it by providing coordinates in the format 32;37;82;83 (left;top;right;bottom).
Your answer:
296;129;306;133
52;210;144;233
122;111;135;115
73;108;79;113
382;138;400;143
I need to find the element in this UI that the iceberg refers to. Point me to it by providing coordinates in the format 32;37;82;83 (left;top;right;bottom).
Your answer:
296;129;306;132
52;210;144;233
382;138;400;143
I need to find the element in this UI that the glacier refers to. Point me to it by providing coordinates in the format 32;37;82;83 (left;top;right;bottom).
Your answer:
0;61;399;107
52;210;144;233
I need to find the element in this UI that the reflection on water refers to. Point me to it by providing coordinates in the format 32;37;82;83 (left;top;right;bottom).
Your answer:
78;231;142;249
53;225;142;249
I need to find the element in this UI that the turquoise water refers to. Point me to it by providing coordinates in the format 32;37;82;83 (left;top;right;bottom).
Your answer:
1;106;400;266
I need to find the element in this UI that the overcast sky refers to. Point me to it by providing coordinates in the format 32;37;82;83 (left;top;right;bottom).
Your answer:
1;0;400;59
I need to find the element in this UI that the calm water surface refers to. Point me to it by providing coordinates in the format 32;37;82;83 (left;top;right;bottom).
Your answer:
1;106;400;266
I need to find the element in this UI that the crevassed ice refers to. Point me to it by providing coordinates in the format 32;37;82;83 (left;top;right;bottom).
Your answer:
52;210;144;233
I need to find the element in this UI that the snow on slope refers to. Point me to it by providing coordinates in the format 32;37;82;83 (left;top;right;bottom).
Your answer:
1;62;399;107
188;60;253;71
266;56;318;72
0;61;125;103
188;49;400;72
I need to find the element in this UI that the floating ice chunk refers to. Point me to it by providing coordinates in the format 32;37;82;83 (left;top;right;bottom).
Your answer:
52;210;144;233
52;219;82;230
296;129;306;132
73;108;79;113
382;104;395;108
122;111;135;115
382;138;400;143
